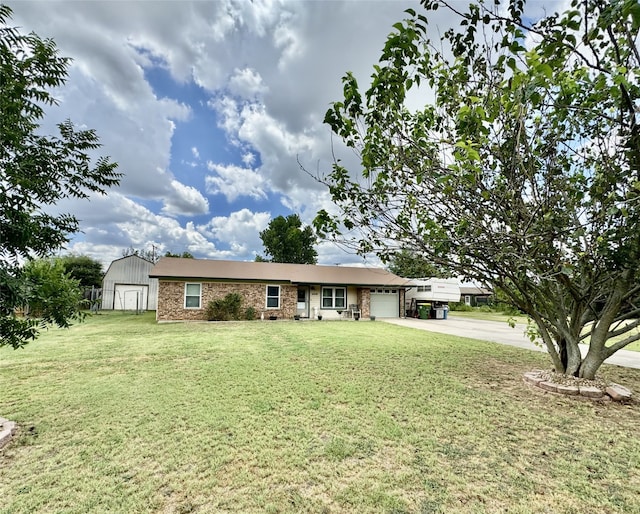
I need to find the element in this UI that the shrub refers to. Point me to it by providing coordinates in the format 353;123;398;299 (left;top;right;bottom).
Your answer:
206;293;243;321
244;306;257;320
449;302;473;311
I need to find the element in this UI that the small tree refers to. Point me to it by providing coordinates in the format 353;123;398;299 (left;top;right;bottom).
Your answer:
316;0;640;378
22;258;85;325
258;214;318;264
0;5;120;349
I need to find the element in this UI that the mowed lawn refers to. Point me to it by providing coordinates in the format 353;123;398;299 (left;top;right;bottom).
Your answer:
1;313;639;513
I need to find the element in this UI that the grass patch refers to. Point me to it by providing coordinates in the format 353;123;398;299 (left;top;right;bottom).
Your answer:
1;311;639;513
449;310;529;325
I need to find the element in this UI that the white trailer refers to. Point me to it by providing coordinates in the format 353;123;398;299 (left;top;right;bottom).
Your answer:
404;278;460;319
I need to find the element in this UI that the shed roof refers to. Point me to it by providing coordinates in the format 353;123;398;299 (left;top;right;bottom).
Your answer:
150;257;414;287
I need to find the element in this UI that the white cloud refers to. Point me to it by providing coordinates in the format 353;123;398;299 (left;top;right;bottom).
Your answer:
162;180;210;216
198;209;272;259
228;68;268;98
205;162;267;202
15;0;549;268
242;152;256;166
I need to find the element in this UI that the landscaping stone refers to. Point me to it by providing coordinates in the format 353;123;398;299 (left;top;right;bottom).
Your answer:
0;417;17;449
538;381;558;393
579;386;604;399
606;383;633;403
523;370;631;403
523;371;545;385
556;384;580;396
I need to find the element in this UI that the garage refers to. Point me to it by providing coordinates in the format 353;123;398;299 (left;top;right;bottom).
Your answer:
114;284;148;311
370;288;399;318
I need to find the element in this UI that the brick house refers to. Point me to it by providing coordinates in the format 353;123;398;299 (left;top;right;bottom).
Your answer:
149;257;414;321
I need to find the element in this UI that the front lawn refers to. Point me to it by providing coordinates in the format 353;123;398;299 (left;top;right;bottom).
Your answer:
1;312;639;513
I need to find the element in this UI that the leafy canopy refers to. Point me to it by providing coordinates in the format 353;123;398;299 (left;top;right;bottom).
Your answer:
60;255;103;288
316;0;640;378
0;5;120;348
258;214;318;264
388;249;451;279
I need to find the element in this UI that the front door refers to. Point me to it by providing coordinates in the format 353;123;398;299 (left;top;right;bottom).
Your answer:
297;287;309;318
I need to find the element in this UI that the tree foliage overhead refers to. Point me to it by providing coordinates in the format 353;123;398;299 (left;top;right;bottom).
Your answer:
316;0;640;378
0;5;121;348
258;214;318;264
388;249;451;279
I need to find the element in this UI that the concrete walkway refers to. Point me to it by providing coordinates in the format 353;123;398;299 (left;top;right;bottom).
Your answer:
382;316;640;370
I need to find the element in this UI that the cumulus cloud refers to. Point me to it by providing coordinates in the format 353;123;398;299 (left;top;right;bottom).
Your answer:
228;68;268;98
162;180;210;216
11;0;568;267
205;163;268;202
198;209;272;259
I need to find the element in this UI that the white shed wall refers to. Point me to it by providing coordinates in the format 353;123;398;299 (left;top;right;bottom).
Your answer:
101;256;158;310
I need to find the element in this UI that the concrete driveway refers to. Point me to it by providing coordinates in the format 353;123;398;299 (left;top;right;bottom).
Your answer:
382;316;640;370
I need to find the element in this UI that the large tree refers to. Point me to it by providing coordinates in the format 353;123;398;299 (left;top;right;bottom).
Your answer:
60;255;103;288
388;248;451;278
0;5;120;349
316;0;640;378
258;214;318;264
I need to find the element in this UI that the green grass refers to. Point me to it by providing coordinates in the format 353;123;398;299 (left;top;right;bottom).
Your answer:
448;310;530;324
1;312;639;513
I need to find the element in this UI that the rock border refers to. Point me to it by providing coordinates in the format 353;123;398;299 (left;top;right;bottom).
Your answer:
0;417;17;449
524;370;633;403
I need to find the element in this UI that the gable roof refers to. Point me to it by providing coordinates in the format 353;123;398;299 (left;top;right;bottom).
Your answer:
150;257;414;287
103;254;154;276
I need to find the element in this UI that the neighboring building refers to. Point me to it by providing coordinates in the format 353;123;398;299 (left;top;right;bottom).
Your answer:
459;285;493;306
149;257;415;321
101;255;158;311
404;278;461;318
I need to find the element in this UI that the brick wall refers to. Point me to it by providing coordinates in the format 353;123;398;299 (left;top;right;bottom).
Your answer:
357;288;371;318
157;281;298;321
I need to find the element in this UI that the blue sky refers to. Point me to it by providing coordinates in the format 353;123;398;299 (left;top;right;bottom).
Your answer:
10;0;559;268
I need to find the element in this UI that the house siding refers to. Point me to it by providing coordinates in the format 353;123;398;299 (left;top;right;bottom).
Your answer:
157;280;298;321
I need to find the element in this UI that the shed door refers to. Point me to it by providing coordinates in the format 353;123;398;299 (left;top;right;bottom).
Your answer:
370;288;399;318
114;284;148;311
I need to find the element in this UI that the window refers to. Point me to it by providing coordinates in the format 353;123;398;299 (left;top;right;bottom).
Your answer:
185;283;201;308
266;285;280;308
322;287;346;309
417;285;431;292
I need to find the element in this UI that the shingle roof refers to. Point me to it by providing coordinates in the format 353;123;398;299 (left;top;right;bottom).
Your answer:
459;286;492;295
149;257;414;287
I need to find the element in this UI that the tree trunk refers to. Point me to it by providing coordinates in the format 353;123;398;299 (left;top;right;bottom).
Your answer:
578;350;605;379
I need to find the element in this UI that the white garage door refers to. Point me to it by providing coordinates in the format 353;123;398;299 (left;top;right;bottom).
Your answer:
370;288;399;318
114;284;148;311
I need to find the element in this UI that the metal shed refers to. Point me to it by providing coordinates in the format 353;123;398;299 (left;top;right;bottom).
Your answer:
101;255;158;311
